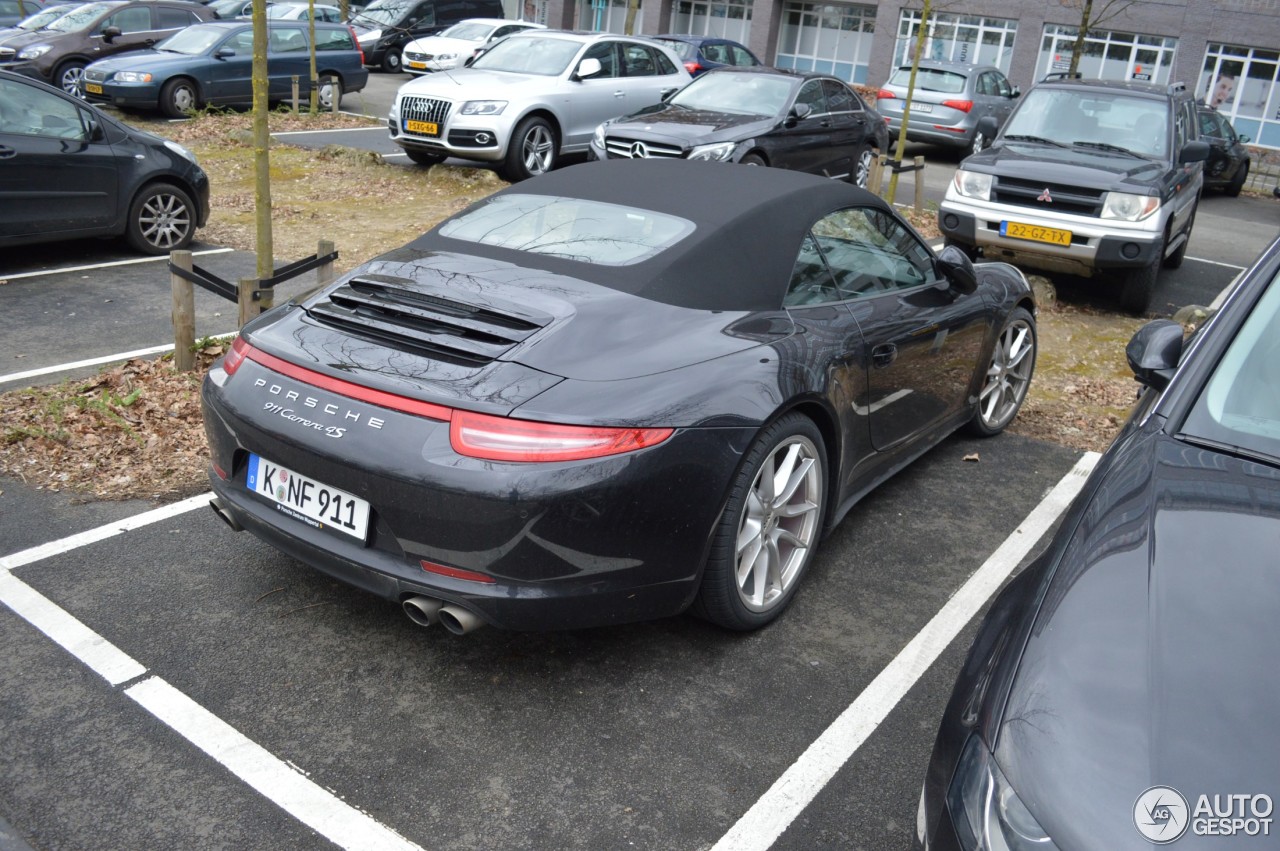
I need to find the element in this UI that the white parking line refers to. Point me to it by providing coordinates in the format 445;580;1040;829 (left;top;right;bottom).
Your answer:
0;247;233;282
0;333;238;387
272;126;388;136
0;496;426;851
710;451;1100;851
1185;255;1247;270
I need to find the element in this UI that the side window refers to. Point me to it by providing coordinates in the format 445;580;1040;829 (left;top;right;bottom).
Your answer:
315;26;354;50
269;27;307;53
156;7;197;29
1175;100;1191;150
582;41;617;78
784;233;839;306
1199;111;1222;138
994;72;1012;97
728;45;756;66
493;25;519;38
823;79;859;113
621;43;657;77
796;80;826;115
102;6;153;33
702;43;726;64
0;79;89;141
221;30;255;54
811;208;934;297
653;49;678;76
408;1;436;27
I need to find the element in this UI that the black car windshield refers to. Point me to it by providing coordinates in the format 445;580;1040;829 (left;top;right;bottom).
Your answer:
888;66;965;93
46;2;115;32
353;0;412;27
438;194;695;266
1004;88;1170;157
670;72;792;117
469;35;580;76
155;24;226;54
1182;271;1280;465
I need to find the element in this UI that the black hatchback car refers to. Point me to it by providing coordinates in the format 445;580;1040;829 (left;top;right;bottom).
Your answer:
588;66;890;188
1197;103;1251;196
0;70;210;253
915;235;1280;850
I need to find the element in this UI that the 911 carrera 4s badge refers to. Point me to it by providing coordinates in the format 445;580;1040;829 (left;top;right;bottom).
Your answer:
247;454;370;542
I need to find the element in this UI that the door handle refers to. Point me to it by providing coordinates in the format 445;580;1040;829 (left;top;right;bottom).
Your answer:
871;344;897;368
0;146;15;160
613;90;625;98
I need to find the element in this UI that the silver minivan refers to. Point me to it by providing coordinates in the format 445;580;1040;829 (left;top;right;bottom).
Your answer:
876;59;1019;157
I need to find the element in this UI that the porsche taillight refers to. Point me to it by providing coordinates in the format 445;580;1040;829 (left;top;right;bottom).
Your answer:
223;336;250;376
449;410;673;462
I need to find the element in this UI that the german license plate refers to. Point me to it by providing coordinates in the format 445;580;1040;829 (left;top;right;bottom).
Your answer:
247;454;370;542
909;102;933;113
404;119;439;136
407;60;427;70
85;83;103;94
1000;221;1072;247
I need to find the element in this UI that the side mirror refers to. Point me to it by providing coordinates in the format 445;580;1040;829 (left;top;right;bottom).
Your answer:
1010;86;1020;98
1180;139;1210;164
88;120;106;142
102;25;121;43
976;114;999;138
784;101;812;127
1239;134;1251;144
1126;319;1183;391
937;244;977;294
575;57;602;80
215;47;236;58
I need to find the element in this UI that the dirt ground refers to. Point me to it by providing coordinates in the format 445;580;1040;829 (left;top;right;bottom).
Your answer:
0;110;1150;501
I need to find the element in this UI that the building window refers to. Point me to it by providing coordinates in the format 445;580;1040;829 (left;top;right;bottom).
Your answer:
577;0;638;34
1201;43;1280;148
671;0;753;44
893;11;1017;74
1038;24;1177;85
775;2;875;84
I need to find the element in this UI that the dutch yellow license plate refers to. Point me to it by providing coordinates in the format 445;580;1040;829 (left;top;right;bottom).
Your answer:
407;61;427;69
404;119;439;136
85;83;103;94
1001;221;1072;246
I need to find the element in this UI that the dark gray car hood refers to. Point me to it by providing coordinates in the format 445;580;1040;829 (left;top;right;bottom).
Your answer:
994;434;1280;848
606;103;775;147
968;140;1168;193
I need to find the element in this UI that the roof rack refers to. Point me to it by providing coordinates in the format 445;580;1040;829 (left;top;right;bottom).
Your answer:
1041;71;1083;82
1168;81;1187;94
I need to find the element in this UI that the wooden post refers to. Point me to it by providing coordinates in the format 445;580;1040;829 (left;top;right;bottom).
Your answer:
170;249;195;372
291;75;299;112
239;276;260;327
869;154;886;198
913;155;926;213
316;239;336;287
331;78;339;115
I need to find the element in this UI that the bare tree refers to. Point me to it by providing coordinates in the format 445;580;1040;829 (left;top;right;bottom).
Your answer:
623;0;640;35
309;0;319;113
1059;0;1142;77
885;0;937;204
251;0;274;283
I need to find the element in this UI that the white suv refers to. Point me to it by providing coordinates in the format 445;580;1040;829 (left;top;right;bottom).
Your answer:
388;30;690;181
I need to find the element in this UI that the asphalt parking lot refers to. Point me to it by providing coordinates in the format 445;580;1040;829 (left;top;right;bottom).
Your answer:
0;109;1275;849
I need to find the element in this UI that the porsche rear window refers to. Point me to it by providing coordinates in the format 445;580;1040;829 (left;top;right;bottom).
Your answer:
438;194;695;266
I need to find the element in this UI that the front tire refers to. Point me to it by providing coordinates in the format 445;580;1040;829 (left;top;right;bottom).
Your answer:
966;307;1036;436
693;413;827;631
125;183;196;255
405;149;446;167
740;153;766;167
1163;206;1195;270
1119;241;1162;315
160;77;199;118
502;116;556;182
381;50;402;74
55;60;87;97
1226;161;1248;197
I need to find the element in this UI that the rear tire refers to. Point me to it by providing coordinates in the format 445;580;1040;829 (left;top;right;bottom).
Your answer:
851;144;873;188
1119;242;1162;315
969;129;986;157
317;75;343;111
966;307;1036;436
692;413;827;631
160;77;199;118
125;183;196;255
1226;161;1249;197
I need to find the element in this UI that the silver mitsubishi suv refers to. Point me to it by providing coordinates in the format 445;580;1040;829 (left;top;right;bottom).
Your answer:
938;75;1209;314
388;30;690;182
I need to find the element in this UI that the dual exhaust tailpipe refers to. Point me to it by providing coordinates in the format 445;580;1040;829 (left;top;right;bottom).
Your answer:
402;595;485;635
209;498;244;533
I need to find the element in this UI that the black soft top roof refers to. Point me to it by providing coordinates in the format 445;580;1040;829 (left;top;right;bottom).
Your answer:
408;158;894;312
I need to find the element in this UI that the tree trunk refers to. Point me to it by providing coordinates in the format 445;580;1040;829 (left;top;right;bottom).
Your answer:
252;0;274;283
1067;0;1093;77
887;0;931;205
308;0;319;113
623;0;640;35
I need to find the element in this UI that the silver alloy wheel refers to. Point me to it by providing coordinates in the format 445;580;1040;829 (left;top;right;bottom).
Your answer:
60;64;85;97
137;191;192;251
521;124;555;176
971;130;985;156
171;83;196;113
318;77;340;110
735;435;823;612
855;148;874;188
977;316;1035;431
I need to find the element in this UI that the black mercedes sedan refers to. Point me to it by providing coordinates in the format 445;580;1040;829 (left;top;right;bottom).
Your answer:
203;159;1035;635
588;66;890;189
914;236;1280;849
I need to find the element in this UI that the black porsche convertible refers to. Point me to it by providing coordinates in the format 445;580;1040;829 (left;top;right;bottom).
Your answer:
202;159;1036;634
